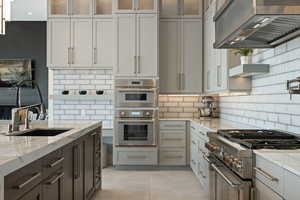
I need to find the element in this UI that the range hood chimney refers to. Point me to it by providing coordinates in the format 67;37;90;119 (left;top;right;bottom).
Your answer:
214;0;300;49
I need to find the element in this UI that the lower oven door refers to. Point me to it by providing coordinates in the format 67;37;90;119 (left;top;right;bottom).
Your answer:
209;158;252;200
116;120;156;146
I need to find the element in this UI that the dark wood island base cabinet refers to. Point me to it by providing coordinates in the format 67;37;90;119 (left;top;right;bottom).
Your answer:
4;128;102;200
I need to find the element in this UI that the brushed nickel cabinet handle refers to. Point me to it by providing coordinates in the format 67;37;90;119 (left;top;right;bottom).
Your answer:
72;47;75;64
177;73;181;90
14;172;41;189
48;157;65;168
137;56;141;73
134;56;137;73
94;47;97;64
91;132;98;136
68;48;71;64
164;155;183;159
46;172;64;185
181;73;185;90
128;155;147;159
163;138;183;141
254;167;279;182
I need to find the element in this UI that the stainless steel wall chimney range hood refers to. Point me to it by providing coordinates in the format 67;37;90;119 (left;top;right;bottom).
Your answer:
214;0;300;49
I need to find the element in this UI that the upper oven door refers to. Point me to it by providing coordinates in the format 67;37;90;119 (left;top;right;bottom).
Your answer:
209;158;252;200
116;89;157;107
117;120;156;146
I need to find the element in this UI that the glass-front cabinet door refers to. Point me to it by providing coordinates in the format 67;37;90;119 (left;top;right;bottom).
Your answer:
49;0;93;17
114;0;158;13
95;0;112;15
160;0;201;17
49;0;69;17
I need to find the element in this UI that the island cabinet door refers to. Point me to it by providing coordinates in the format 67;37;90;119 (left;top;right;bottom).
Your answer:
85;132;95;199
18;185;42;200
74;140;85;200
63;144;74;200
42;171;64;200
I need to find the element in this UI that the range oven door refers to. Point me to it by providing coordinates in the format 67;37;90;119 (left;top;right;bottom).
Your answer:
116;89;157;107
209;158;252;200
116;120;156;146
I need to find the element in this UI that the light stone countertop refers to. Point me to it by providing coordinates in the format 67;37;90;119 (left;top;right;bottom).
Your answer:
0;120;102;200
254;150;300;177
160;118;257;132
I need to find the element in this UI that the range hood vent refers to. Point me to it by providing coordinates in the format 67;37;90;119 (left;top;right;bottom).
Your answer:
214;0;300;49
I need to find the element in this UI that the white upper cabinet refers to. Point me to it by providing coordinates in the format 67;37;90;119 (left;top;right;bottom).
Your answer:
160;0;202;18
114;14;136;76
71;19;93;67
136;14;158;76
114;14;158;77
93;18;114;68
159;19;181;93
47;19;71;67
95;0;113;15
113;0;158;13
48;0;94;17
10;0;47;21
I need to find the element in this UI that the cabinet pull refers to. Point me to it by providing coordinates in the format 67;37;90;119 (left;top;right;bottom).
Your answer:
134;56;137;73
94;47;97;64
254;167;279;182
14;172;41;189
177;73;181;90
74;145;80;179
91;132;98;136
164;155;183;159
71;47;75;64
48;157;64;168
217;65;221;87
163;138;183;141
164;125;184;128
199;131;206;136
181;73;185;90
137;56;141;73
191;126;196;130
46;172;64;185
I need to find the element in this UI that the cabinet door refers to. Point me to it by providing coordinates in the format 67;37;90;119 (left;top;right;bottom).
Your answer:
95;0;113;15
42;171;64;200
181;18;202;93
85;133;95;199
47;19;71;67
160;0;179;17
93;18;114;68
137;0;158;13
115;0;135;12
70;0;93;17
74;142;85;200
48;0;69;17
255;179;284;200
114;14;136;76
63;144;74;200
19;185;42;200
71;19;93;67
159;19;180;93
136;14;158;77
182;0;201;16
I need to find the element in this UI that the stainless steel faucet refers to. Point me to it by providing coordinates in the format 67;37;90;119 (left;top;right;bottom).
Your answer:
10;104;45;132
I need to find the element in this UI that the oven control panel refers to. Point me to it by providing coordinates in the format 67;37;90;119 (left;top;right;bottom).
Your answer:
117;110;155;118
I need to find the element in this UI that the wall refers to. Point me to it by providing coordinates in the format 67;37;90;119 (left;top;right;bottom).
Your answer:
220;37;300;134
49;69;113;128
159;95;203;119
0;21;48;107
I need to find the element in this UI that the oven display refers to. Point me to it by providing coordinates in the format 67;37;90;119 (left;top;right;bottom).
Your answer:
131;112;141;116
125;94;147;101
124;125;148;141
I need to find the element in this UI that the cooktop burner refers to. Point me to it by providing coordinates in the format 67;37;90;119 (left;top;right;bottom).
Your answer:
218;129;300;149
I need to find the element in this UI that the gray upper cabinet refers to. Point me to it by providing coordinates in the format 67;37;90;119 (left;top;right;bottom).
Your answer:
114;13;158;77
160;18;202;94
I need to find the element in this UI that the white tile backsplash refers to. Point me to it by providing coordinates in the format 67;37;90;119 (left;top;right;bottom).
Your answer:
220;38;300;135
49;69;113;128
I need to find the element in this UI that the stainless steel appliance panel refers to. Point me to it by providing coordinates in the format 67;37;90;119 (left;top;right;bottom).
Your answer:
116;89;157;108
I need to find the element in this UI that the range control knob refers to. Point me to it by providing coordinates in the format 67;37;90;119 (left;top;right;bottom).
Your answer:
145;112;151;116
120;112;125;116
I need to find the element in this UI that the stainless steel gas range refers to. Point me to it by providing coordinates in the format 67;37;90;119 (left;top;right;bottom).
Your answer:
205;129;300;200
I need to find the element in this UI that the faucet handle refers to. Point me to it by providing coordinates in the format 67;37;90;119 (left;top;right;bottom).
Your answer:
8;124;13;133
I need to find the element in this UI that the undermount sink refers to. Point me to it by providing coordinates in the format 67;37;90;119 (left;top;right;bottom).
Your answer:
8;128;71;136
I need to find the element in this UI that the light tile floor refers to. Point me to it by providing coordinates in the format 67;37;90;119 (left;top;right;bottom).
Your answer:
94;168;209;200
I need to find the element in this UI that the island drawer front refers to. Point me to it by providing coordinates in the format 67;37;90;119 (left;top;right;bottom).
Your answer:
159;148;186;166
42;148;64;179
159;131;186;147
117;150;158;165
160;121;186;130
5;159;42;200
255;156;284;196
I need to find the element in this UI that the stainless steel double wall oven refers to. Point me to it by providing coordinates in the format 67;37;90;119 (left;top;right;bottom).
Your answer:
115;79;159;147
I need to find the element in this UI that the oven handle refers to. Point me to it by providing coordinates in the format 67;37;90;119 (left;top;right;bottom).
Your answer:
211;164;241;188
117;119;155;123
116;88;157;92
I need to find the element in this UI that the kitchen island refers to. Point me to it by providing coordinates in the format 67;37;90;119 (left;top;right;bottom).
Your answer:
0;120;102;200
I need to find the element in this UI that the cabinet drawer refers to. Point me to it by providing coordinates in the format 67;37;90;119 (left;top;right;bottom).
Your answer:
283;170;300;200
160;130;186;147
160;121;186;130
42;148;64;179
159;148;186;166
5;159;42;200
255;179;284;200
255;156;284;196
116;150;158;165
